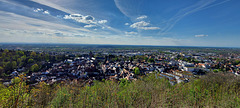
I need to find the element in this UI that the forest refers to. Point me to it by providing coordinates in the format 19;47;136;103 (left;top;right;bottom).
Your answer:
0;49;67;77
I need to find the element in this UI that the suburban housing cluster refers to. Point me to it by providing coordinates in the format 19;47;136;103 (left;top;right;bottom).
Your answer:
4;48;240;86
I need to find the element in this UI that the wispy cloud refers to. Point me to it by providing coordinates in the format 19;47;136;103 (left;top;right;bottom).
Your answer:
98;20;107;24
84;24;97;28
140;27;160;30
130;21;160;30
0;0;236;47
33;8;50;15
63;14;96;24
0;10;90;36
125;31;138;35
55;32;65;37
33;8;43;12
114;0;231;36
62;14;121;33
136;15;147;20
114;0;144;18
158;0;231;35
31;0;73;14
195;34;208;37
130;21;149;28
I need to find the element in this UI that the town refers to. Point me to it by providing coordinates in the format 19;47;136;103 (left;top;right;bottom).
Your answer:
2;45;240;86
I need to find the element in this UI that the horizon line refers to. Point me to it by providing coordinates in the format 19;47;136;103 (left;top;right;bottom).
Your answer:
0;42;239;49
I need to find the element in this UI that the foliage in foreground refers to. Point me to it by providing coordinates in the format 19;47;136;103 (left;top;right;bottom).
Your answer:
0;73;240;108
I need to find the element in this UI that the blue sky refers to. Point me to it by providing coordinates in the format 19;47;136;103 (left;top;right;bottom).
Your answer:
0;0;239;47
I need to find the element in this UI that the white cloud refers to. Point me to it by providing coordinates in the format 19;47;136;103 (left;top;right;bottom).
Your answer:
125;31;138;35
195;34;208;37
33;8;43;12
130;21;160;30
84;24;97;28
130;21;149;28
125;23;129;25
64;14;96;24
136;15;147;20
98;20;107;24
33;8;50;15
0;11;90;38
64;14;108;25
138;27;160;30
43;10;50;15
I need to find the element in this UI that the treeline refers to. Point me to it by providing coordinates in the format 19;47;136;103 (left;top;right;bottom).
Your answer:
0;73;240;107
0;49;67;77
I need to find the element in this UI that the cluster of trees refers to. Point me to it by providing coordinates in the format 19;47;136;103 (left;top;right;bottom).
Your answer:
0;73;240;107
231;60;240;65
0;49;67;77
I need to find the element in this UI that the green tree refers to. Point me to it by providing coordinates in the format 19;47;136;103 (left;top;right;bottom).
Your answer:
134;67;140;75
17;51;24;56
3;49;9;53
148;58;155;63
21;55;27;61
2;53;6;58
17;58;22;64
144;57;148;62
30;52;37;57
0;66;4;76
30;64;39;72
44;54;50;62
28;59;34;64
5;62;13;73
12;61;17;69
